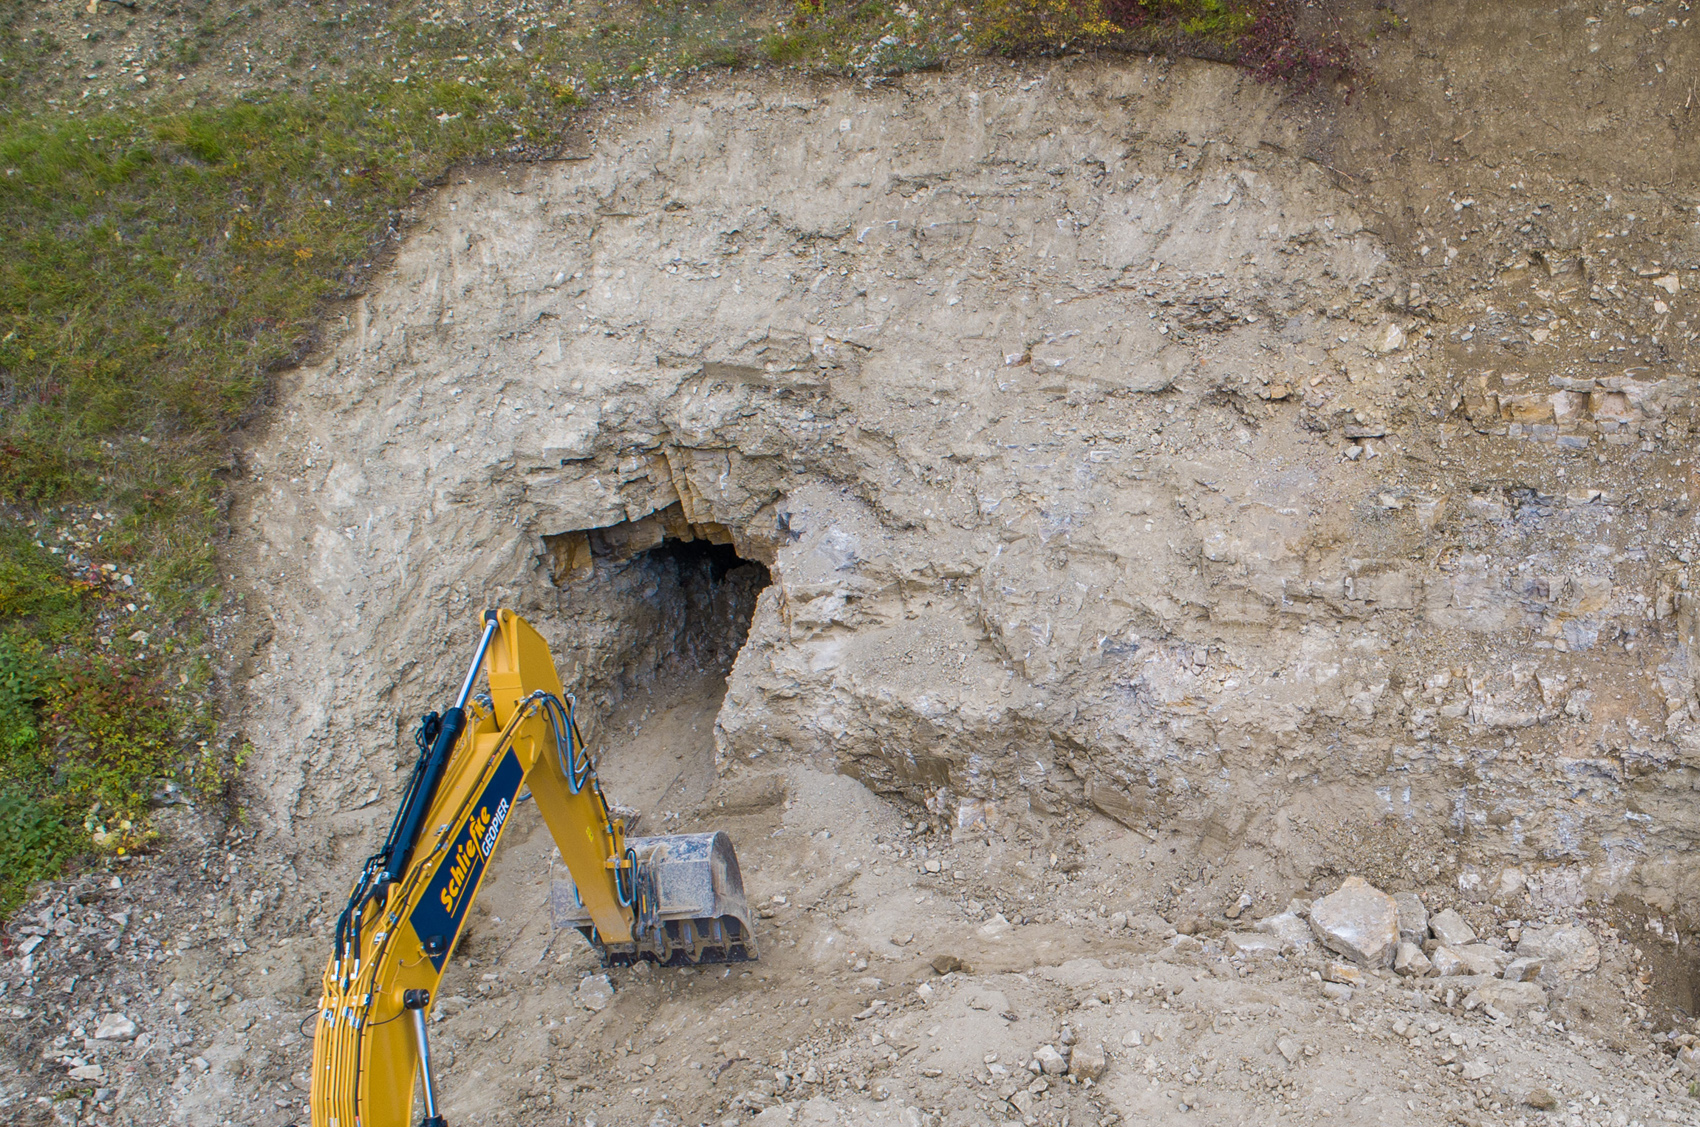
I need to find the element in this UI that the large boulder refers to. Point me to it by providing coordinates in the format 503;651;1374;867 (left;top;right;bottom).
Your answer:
1308;877;1400;967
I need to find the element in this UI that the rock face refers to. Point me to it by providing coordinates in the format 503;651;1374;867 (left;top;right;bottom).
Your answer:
1516;925;1601;978
230;60;1700;928
1308;878;1400;967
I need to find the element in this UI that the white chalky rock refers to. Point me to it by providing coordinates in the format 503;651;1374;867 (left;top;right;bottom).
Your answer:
1394;942;1433;978
1430;946;1467;977
1464;980;1547;1016
1034;1045;1068;1075
1308;877;1400;967
1454;943;1512;976
1393;892;1429;945
1429;908;1478;947
1516;925;1600;978
1225;932;1280;957
577;973;615;1012
94;1014;138;1041
1254;911;1315;953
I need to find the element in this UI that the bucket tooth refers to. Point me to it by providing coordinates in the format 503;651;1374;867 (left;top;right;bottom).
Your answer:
551;831;757;964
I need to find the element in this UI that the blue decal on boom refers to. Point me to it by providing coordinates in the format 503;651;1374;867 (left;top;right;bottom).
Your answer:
409;748;525;971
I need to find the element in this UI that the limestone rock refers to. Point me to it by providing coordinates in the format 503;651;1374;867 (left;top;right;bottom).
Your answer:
1226;932;1281;957
1393;892;1429;945
1394;942;1433;977
1068;1043;1106;1080
1323;961;1364;987
1492;867;1526;899
1516;924;1600;978
1525;1089;1559;1111
1430;946;1467;977
1454;943;1512;977
1463;980;1547;1016
1253;912;1314;954
94;1014;137;1042
1320;982;1354;1004
1428;908;1478;947
1503;956;1543;983
1034;1045;1067;1076
577;973;615;1012
1308;877;1400;967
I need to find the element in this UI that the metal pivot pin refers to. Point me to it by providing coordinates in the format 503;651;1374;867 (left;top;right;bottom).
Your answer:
404;989;447;1127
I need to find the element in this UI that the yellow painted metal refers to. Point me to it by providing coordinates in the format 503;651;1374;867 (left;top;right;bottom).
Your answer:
309;610;632;1127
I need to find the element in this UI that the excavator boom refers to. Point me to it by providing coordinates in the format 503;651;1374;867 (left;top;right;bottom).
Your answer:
309;610;755;1127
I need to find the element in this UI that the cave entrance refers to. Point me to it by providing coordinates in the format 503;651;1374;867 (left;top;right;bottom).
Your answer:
542;504;770;826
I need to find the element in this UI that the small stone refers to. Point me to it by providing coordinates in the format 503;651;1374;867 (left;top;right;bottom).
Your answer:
1429;909;1478;947
1226;932;1280;957
924;859;942;874
68;1064;103;1081
1121;1029;1143;1047
1068;1043;1106;1080
1461;1060;1493;1081
1276;1037;1301;1063
1224;893;1253;920
1394;942;1433;978
1516;925;1600;978
93;1014;137;1041
1503;957;1543;983
577;973;615;1012
931;954;963;975
1525;1088;1559;1111
1323;961;1364;987
1320;982;1353;1004
1034;1045;1068;1075
1430;947;1466;977
1393;892;1429;945
1308;877;1400;967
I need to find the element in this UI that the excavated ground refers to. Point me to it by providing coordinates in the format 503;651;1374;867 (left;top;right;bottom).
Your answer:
6;3;1700;1126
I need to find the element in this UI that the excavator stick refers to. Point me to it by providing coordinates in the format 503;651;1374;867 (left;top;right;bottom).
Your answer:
309;610;757;1127
550;830;758;965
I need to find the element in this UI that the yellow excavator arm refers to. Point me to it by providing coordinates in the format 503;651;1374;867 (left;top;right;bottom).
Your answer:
309;610;755;1127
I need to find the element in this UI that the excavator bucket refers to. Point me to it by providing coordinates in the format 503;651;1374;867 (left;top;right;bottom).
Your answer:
551;830;757;965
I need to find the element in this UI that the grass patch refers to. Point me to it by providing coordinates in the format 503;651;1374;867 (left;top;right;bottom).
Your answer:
0;0;1363;916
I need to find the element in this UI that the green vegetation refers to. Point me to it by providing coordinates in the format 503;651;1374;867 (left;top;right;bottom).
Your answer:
0;0;1358;915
